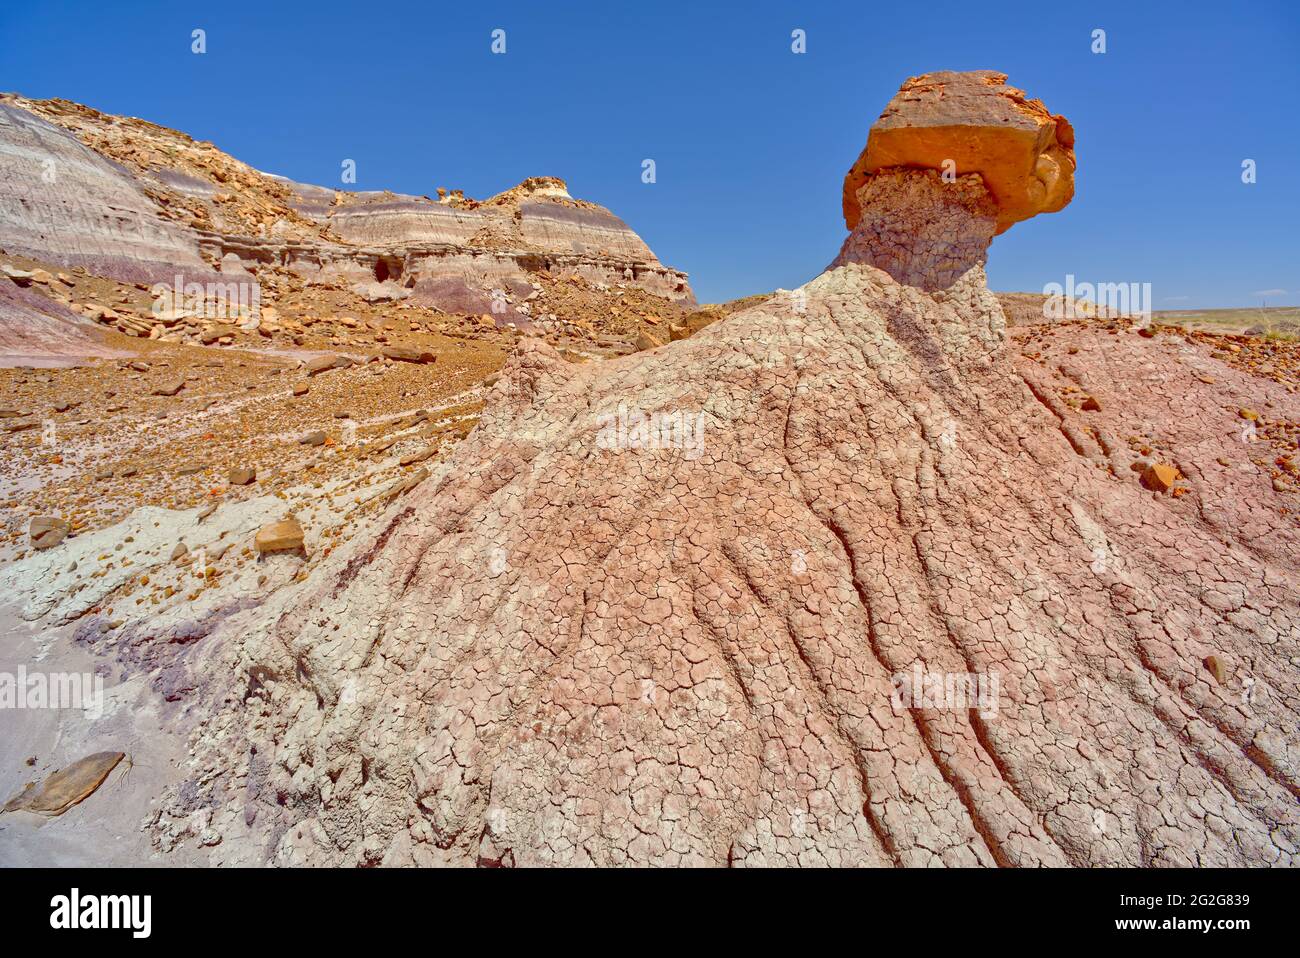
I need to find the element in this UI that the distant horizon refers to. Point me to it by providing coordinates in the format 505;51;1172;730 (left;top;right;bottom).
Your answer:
2;0;1296;309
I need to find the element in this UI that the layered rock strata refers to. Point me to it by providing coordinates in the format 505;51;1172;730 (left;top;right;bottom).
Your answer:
0;94;693;309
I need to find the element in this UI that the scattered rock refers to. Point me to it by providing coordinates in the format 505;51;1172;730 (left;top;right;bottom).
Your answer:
381;345;437;364
1203;654;1228;685
634;330;664;352
399;447;434;466
199;326;237;345
306;355;353;376
1140;462;1179;493
383;466;430;501
2;264;35;286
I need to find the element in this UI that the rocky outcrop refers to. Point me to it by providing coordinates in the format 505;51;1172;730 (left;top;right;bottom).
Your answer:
0;265;127;363
271;181;690;301
843;71;1075;235
0;94;693;307
0;102;209;282
136;73;1298;867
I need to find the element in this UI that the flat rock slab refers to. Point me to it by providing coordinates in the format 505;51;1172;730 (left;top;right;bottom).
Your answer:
306;355;352;375
3;751;124;816
381;346;437;364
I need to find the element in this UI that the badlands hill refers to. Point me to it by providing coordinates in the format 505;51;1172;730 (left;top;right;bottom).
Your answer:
0;92;692;361
0;94;692;297
1;73;1297;868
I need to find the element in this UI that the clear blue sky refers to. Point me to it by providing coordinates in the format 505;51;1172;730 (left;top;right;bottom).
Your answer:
2;0;1297;307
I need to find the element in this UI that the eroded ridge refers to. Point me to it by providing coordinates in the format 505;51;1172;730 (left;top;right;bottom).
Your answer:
145;250;1298;865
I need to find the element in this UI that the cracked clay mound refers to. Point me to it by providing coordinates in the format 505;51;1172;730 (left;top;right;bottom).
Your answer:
149;72;1299;866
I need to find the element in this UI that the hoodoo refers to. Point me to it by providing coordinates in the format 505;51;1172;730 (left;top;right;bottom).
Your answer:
108;72;1295;866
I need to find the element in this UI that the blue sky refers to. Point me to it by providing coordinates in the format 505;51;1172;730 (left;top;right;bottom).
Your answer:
2;0;1297;307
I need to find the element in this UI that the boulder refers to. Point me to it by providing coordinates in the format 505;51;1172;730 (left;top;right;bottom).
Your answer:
634;330;664;352
29;516;70;549
255;517;305;554
381;345;437;364
2;265;36;286
1140;462;1179;493
306;355;351;376
199;326;237;345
